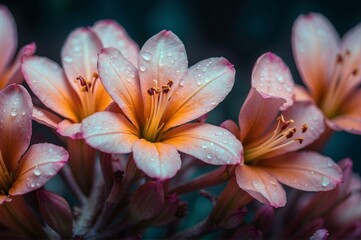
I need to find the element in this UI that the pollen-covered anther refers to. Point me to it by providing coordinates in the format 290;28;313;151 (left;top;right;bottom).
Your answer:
302;124;308;133
75;76;89;92
295;138;303;144
336;54;344;64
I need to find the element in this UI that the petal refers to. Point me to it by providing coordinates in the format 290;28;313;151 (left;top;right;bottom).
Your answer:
92;19;139;66
251;52;294;109
162;123;243;165
138;30;188;118
57;120;82;139
10;143;68;196
235;165;286;208
164;57;235;129
0;84;32;172
239;88;285;144
81;111;139;154
340;22;361;93
292;13;340;102
22;56;80;122
0;5;17;75
98;48;142;128
258;151;343;191
0;42;36;89
32;106;62;129
293;84;313;102
278;101;325;153
326;88;361;134
133;139;181;179
220;119;240;139
61;27;102;88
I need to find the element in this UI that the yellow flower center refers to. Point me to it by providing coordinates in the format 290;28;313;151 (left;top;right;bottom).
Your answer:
244;115;308;163
321;50;359;118
142;79;173;142
0;152;13;195
74;72;99;120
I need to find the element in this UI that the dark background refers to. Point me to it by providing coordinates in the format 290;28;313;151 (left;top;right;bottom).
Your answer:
2;0;361;176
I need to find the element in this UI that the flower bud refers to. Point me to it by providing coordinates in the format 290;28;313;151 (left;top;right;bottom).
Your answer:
219;207;247;229
151;194;179;226
129;181;164;220
252;205;274;233
37;190;73;238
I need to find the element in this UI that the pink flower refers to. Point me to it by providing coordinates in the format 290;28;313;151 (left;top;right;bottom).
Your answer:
0;84;68;204
222;53;342;207
21;20;138;139
0;5;35;89
292;13;361;134
81;30;242;179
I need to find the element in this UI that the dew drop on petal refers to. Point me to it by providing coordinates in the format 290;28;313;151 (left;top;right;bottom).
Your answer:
197;81;202;86
327;160;333;167
142;52;152;61
10;108;18;117
63;56;73;63
201;144;208;149
321;176;330;187
34;167;41;176
252;180;266;190
206;153;213;159
139;64;147;72
215;130;223;136
179;80;185;87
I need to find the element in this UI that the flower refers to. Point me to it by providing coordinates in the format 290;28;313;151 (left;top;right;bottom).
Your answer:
222;53;342;207
0;5;35;89
292;13;361;134
81;30;242;179
21;20;139;139
0;84;68;204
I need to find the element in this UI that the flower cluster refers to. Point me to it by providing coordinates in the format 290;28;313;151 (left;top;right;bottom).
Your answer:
0;4;360;239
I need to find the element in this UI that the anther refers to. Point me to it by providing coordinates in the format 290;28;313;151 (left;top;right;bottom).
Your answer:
302;124;308;133
336;54;344;64
285;130;294;139
295;138;303;144
352;68;359;76
345;49;351;56
76;76;89;92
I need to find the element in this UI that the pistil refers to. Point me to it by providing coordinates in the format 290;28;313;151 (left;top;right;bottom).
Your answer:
143;80;173;142
74;72;99;120
244;115;307;162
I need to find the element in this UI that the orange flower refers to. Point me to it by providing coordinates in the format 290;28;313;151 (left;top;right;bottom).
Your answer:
292;13;361;134
222;53;342;207
0;84;68;204
81;31;242;179
0;5;35;89
21;20;138;138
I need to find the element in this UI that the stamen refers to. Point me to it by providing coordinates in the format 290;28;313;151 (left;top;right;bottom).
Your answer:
302;124;308;133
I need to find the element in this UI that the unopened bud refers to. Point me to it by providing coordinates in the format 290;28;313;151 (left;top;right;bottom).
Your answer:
151;194;180;226
310;229;329;240
37;190;73;238
129;181;164;220
219;207;247;229
252;205;274;233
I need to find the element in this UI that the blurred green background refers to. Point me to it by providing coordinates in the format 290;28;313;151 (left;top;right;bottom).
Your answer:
3;0;361;191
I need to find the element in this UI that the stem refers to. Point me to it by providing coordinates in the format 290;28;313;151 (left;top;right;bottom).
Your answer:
171;218;218;239
60;164;87;206
170;166;235;195
73;160;104;237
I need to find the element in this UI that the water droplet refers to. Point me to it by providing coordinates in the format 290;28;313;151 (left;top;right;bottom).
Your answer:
63;56;73;63
30;182;35;188
179;80;185;87
215;131;223;136
327;160;333;167
142;52;152;61
277;75;284;83
211;101;217;105
201;144;208;149
321;176;330;187
32;79;37;83
48;148;53;153
202;66;207;72
139;64;147;72
197;81;202;86
252;180;265;190
150;157;154;161
34;167;41;176
310;171;314;175
73;45;81;52
206;153;213;159
10;108;18;117
286;86;292;92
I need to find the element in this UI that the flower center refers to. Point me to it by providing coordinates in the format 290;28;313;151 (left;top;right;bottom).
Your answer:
0;151;13;195
142;80;173;142
321;50;359;118
74;72;99;120
244;115;308;162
